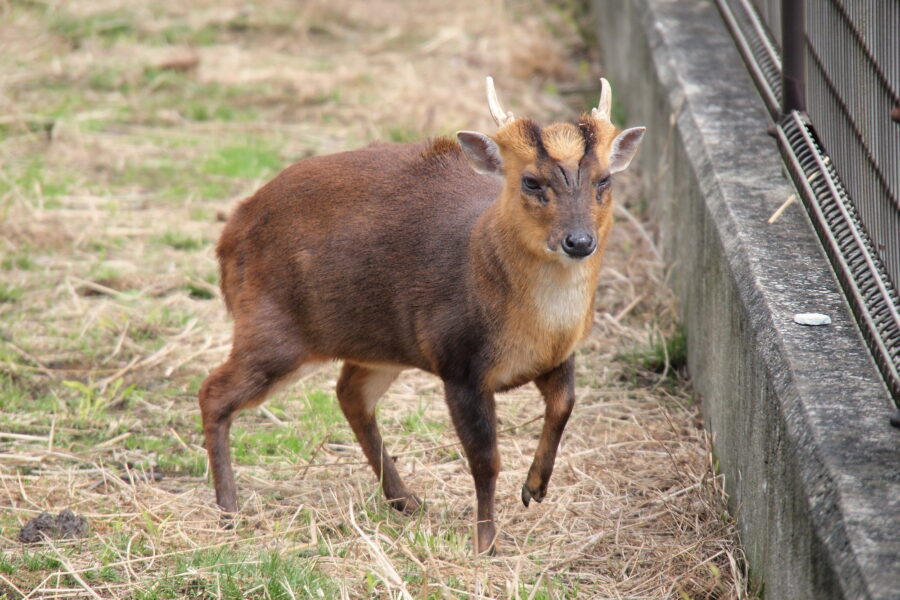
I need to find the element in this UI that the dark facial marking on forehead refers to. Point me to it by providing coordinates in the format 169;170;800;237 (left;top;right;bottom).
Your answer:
577;139;601;186
557;165;571;189
576;117;598;155
521;119;549;160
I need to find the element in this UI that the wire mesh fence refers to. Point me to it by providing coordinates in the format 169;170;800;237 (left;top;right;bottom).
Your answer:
801;1;900;309
717;0;900;404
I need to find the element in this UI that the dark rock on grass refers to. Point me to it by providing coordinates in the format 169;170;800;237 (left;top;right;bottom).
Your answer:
18;509;89;544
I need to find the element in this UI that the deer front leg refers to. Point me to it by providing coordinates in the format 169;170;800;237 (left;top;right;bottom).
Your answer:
443;380;500;555
522;355;575;507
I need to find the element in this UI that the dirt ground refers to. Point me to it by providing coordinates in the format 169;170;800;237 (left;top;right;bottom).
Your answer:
0;0;751;598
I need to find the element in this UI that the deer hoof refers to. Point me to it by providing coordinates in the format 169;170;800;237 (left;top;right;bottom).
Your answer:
521;483;545;507
389;494;424;515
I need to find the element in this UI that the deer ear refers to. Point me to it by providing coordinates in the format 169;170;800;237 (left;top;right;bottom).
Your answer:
608;126;645;174
457;131;503;177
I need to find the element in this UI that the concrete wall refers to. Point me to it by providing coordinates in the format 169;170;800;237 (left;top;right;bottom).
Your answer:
592;0;900;598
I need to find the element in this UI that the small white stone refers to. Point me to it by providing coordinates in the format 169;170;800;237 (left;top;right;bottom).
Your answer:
793;312;832;326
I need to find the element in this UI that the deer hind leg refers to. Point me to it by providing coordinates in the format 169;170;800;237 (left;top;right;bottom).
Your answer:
198;306;309;516
521;355;575;507
336;362;421;514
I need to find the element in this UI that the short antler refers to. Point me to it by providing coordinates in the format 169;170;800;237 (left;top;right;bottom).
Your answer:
486;76;515;127
590;77;612;122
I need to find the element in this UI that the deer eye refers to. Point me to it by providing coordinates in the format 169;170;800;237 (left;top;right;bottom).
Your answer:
594;176;611;199
521;176;542;193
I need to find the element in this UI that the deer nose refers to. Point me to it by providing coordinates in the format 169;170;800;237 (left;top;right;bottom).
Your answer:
561;231;596;258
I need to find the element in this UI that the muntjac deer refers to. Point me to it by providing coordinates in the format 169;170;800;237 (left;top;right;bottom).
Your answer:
199;77;645;554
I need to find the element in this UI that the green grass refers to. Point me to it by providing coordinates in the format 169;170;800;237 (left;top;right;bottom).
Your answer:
22;550;62;572
46;7;221;48
186;282;215;300
518;576;581;600
124;434;207;476
156;23;220;46
0;283;23;304
87;261;122;286
0;556;13;577
60;377;137;425
407;528;466;555
132;306;193;339
388;126;419;143
82;565;122;584
301;389;346;429
398;404;445;436
0;157;73;202
49;9;137;47
304;88;342;106
233;389;348;465
232;426;310;465
620;324;687;379
1;250;35;271
87;65;128;92
202;144;282;179
155;231;208;251
7;546;334;600
136;548;336;600
184;101;238;122
0;373;57;414
141;77;263;123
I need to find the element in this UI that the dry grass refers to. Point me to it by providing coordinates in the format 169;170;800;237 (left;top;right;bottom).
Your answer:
0;0;751;598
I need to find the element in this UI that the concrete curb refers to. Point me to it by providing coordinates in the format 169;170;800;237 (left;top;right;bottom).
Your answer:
592;0;900;598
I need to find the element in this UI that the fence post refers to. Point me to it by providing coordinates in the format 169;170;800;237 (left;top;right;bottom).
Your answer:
781;0;805;114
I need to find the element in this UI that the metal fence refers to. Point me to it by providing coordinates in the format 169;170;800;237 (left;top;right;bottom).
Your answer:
717;0;900;408
799;1;900;300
